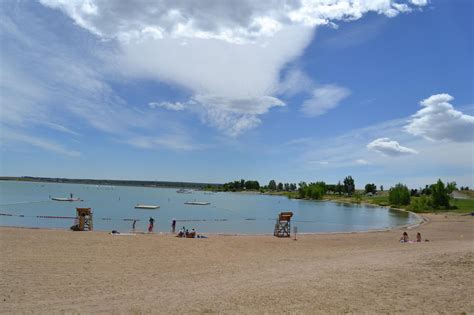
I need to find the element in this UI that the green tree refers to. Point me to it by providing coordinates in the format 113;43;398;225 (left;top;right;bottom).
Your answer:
298;182;308;198
245;180;260;190
410;195;432;212
277;182;283;191
268;180;277;191
389;183;411;206
431;179;450;209
309;185;323;199
446;181;457;194
343;176;355;195
336;181;343;195
421;185;432;195
380;185;384;192
364;183;377;194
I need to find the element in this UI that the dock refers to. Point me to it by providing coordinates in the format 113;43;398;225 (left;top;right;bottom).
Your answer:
184;201;210;205
135;204;160;209
51;197;82;202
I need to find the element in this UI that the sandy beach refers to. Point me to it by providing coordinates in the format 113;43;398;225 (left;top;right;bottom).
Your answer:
0;213;472;314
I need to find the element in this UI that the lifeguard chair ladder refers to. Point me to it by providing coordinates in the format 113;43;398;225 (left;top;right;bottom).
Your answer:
274;211;293;237
75;208;93;231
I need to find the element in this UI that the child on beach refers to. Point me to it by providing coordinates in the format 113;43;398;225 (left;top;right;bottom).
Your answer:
416;232;422;242
400;232;409;243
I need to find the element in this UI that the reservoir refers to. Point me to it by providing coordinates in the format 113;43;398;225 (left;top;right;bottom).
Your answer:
0;181;418;234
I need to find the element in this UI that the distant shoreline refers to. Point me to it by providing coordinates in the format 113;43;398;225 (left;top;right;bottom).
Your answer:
0;176;221;189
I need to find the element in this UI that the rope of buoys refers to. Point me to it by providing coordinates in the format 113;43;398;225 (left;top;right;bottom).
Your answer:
0;212;139;221
37;215;76;219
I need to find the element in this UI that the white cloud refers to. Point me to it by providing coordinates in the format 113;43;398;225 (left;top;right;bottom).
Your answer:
367;138;418;156
405;94;474;142
410;0;428;6
116;26;311;133
1;128;80;157
0;7;197;155
278;68;314;96
40;122;81;136
39;0;425;43
149;101;185;111
38;0;426;135
301;85;350;117
193;94;285;136
356;159;370;165
124;134;199;151
275;118;472;187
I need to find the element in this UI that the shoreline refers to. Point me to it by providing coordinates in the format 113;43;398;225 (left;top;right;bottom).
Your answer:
0;210;426;236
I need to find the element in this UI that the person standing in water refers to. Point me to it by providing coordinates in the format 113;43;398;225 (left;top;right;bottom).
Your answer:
148;217;155;233
171;219;176;233
132;220;137;232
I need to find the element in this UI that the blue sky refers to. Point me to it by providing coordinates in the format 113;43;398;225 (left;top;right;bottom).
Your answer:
1;0;473;188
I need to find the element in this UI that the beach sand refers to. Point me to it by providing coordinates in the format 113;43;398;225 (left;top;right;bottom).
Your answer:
1;213;473;314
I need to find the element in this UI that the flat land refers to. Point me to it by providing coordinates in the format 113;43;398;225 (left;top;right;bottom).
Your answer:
1;213;473;314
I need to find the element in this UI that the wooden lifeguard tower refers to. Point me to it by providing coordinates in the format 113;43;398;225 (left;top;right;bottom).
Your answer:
274;211;293;237
74;208;93;231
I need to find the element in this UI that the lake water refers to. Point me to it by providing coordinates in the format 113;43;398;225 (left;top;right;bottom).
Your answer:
0;181;418;234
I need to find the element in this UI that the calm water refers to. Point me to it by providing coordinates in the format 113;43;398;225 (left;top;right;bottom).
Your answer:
0;181;417;234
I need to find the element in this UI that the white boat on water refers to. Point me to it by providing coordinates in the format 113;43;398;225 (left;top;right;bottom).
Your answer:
184;201;210;205
135;204;160;209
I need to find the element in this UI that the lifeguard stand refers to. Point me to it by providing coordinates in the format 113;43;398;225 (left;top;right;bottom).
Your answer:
274;211;293;237
75;208;93;231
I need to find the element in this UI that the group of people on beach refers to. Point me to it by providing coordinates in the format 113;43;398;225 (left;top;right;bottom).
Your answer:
176;226;197;238
400;231;426;243
136;218;203;238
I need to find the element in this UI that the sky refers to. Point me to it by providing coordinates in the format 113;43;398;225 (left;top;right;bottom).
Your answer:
0;0;473;188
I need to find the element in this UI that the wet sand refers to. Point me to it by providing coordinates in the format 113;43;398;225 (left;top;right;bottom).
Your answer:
0;213;473;314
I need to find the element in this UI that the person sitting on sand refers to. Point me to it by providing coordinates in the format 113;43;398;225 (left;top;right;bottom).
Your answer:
400;232;409;243
187;229;196;238
416;232;422;242
176;226;185;237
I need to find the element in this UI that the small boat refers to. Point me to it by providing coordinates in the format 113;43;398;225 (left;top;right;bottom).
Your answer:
135;204;160;209
176;188;192;194
52;197;82;202
184;201;210;205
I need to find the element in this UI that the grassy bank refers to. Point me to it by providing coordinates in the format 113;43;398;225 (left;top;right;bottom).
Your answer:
256;190;474;214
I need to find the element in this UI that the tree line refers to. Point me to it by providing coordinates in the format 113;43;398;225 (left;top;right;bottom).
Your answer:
388;179;459;210
208;176;467;211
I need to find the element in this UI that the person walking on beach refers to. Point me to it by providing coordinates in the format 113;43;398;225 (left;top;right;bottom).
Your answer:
171;219;176;233
148;217;155;233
